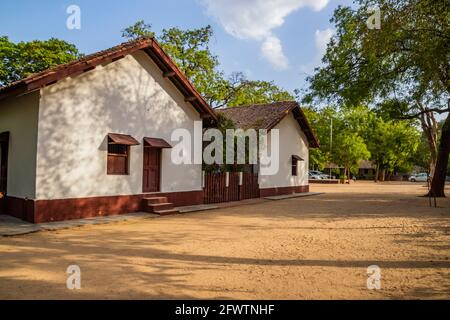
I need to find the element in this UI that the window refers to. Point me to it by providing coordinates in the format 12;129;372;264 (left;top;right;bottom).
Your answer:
291;155;303;177
106;133;140;175
292;157;298;176
107;139;130;175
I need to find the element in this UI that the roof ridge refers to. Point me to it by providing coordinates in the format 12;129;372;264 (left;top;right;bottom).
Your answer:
0;37;154;91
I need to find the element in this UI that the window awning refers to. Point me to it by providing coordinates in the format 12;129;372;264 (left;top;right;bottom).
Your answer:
108;133;140;146
292;155;304;161
144;137;172;149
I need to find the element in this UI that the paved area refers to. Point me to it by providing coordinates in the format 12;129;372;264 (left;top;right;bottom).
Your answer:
0;215;41;236
0;212;158;236
0;199;269;236
0;181;449;299
176;204;219;213
264;192;323;200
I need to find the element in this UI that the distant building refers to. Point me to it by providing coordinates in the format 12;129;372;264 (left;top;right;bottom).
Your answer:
324;160;376;179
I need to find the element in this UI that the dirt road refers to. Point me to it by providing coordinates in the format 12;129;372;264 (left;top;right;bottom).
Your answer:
0;182;449;299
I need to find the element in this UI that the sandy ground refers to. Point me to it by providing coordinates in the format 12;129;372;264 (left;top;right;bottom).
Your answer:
0;181;449;300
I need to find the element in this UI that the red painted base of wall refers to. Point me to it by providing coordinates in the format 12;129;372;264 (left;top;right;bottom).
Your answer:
5;186;309;223
259;185;309;197
6;190;203;224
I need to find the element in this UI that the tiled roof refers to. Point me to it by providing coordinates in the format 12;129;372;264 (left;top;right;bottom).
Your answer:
218;101;319;148
0;38;217;122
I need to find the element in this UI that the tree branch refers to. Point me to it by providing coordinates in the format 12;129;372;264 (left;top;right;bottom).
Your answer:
399;107;450;120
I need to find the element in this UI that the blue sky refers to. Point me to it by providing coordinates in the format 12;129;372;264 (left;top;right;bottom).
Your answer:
0;0;354;94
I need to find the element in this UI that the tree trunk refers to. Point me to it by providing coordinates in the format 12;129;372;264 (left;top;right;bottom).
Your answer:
374;164;379;182
428;112;450;197
418;109;438;176
378;168;386;182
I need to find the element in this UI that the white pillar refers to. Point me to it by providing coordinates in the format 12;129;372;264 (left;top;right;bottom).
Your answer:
202;171;205;188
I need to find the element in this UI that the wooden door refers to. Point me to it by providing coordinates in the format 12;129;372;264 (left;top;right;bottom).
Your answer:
143;147;161;193
0;132;9;214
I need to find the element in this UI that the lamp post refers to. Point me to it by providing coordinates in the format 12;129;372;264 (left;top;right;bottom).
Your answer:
329;117;333;179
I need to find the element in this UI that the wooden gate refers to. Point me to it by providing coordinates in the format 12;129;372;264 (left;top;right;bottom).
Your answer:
204;171;259;204
227;172;240;202
204;172;227;204
241;172;260;199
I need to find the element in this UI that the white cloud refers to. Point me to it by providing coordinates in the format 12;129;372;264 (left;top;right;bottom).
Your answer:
201;0;330;70
261;36;289;70
315;28;334;56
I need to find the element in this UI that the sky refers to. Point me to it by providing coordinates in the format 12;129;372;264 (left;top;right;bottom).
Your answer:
0;0;354;95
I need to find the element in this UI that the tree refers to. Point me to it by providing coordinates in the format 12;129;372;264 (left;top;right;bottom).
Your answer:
303;0;450;196
227;79;293;107
368;118;420;181
377;99;440;177
306;105;422;180
158;26;234;107
121;20;154;39
122;22;293;108
303;107;336;170
0;36;82;86
333;132;371;180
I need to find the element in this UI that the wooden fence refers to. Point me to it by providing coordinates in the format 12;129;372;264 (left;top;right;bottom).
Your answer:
204;172;259;204
241;173;260;200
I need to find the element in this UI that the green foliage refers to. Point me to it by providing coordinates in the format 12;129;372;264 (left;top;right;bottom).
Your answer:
202;112;237;172
159;26;230;107
333;131;371;174
122;21;293;108
307;105;422;177
303;0;449;112
215;112;236;132
448;156;450;176
121;20;154;39
303;0;449;193
227;79;294;107
303;107;335;169
412;131;432;172
0;36;82;86
309;148;329;171
368;117;421;174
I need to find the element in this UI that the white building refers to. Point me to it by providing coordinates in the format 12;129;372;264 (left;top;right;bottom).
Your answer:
218;102;319;197
0;39;318;223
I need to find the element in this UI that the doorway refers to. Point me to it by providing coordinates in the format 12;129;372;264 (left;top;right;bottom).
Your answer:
143;147;161;193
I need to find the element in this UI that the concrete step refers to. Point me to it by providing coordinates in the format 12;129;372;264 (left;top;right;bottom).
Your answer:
154;209;179;216
144;196;168;205
146;203;175;212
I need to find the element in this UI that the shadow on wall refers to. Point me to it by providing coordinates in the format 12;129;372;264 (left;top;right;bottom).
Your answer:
36;52;199;200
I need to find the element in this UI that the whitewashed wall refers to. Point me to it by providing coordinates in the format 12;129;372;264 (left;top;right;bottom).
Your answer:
259;113;309;189
36;51;202;200
0;92;40;198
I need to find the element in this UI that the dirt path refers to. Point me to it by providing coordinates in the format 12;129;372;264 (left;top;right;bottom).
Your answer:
0;182;449;299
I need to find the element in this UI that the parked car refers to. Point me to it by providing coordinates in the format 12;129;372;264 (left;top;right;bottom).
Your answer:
308;172;322;180
408;173;429;182
310;170;330;179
